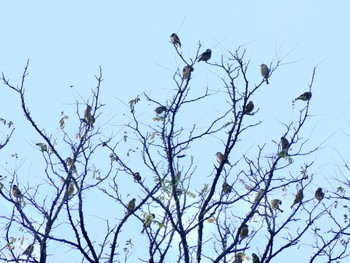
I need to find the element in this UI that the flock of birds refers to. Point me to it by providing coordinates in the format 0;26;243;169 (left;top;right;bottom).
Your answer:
8;33;318;262
168;32;318;262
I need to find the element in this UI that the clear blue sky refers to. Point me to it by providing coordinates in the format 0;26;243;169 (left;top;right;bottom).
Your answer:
0;1;349;262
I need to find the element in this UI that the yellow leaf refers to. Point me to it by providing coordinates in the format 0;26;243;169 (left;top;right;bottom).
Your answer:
207;217;215;223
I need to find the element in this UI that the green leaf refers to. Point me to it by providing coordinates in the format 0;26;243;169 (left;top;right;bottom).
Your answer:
109;153;118;162
36;143;48;152
153;117;165;122
129;96;140;108
59;111;69;129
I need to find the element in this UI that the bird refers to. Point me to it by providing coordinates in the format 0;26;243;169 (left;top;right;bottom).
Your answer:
133;172;142;181
175;171;181;182
260;64;270;84
295;92;312;102
222;182;232;194
280;137;290;154
291;189;304;208
155;106;167;115
83;105;95;126
64;182;75;201
22;244;34;256
182;65;194;79
170;33;181;48
239;224;249;242
141;213;155;233
270;199;284;212
215;152;230;165
243;101;254;114
252;253;260;263
66;157;76;172
315;187;324;202
126;198;136;214
12;185;22;199
198;49;212;62
234;253;244;263
252;189;264;207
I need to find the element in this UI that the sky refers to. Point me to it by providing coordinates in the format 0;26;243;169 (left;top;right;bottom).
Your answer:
0;1;349;262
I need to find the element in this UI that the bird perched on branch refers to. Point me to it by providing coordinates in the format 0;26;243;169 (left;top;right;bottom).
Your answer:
280;137;290;154
182;65;194;79
215;152;230;165
141;213;155;233
83;105;95;126
12;185;22;199
243;101;254;115
260;64;270;84
252;253;260;263
198;49;212;62
252;189;264;208
295;91;312;102
133;172;142;182
291;189;303;208
126;198;136;214
66;157;77;172
270;199;283;212
170;33;181;48
22;244;34;256
155;106;167;115
64;182;75;201
315;187;324;202
222;182;233;194
239;224;249;243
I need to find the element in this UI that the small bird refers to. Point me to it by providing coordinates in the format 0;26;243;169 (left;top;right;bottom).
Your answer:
170;33;181;48
291;189;304;208
12;185;22;199
260;64;270;84
64;182;75;201
141;213;155;233
222;182;233;194
182;65;194;79
155;106;167;115
22;244;34;256
133;172;142;181
234;253;244;263
84;105;95;126
215;152;230;165
239;224;249;242
198;49;212;62
270;199;284;212
252;253;260;263
126;198;136;214
295;92;312;101
243;101;254;114
280;137;290;154
252;189;265;206
315;187;324;202
66;157;76;172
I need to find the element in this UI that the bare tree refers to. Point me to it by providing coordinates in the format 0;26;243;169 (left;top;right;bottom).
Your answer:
0;39;345;263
